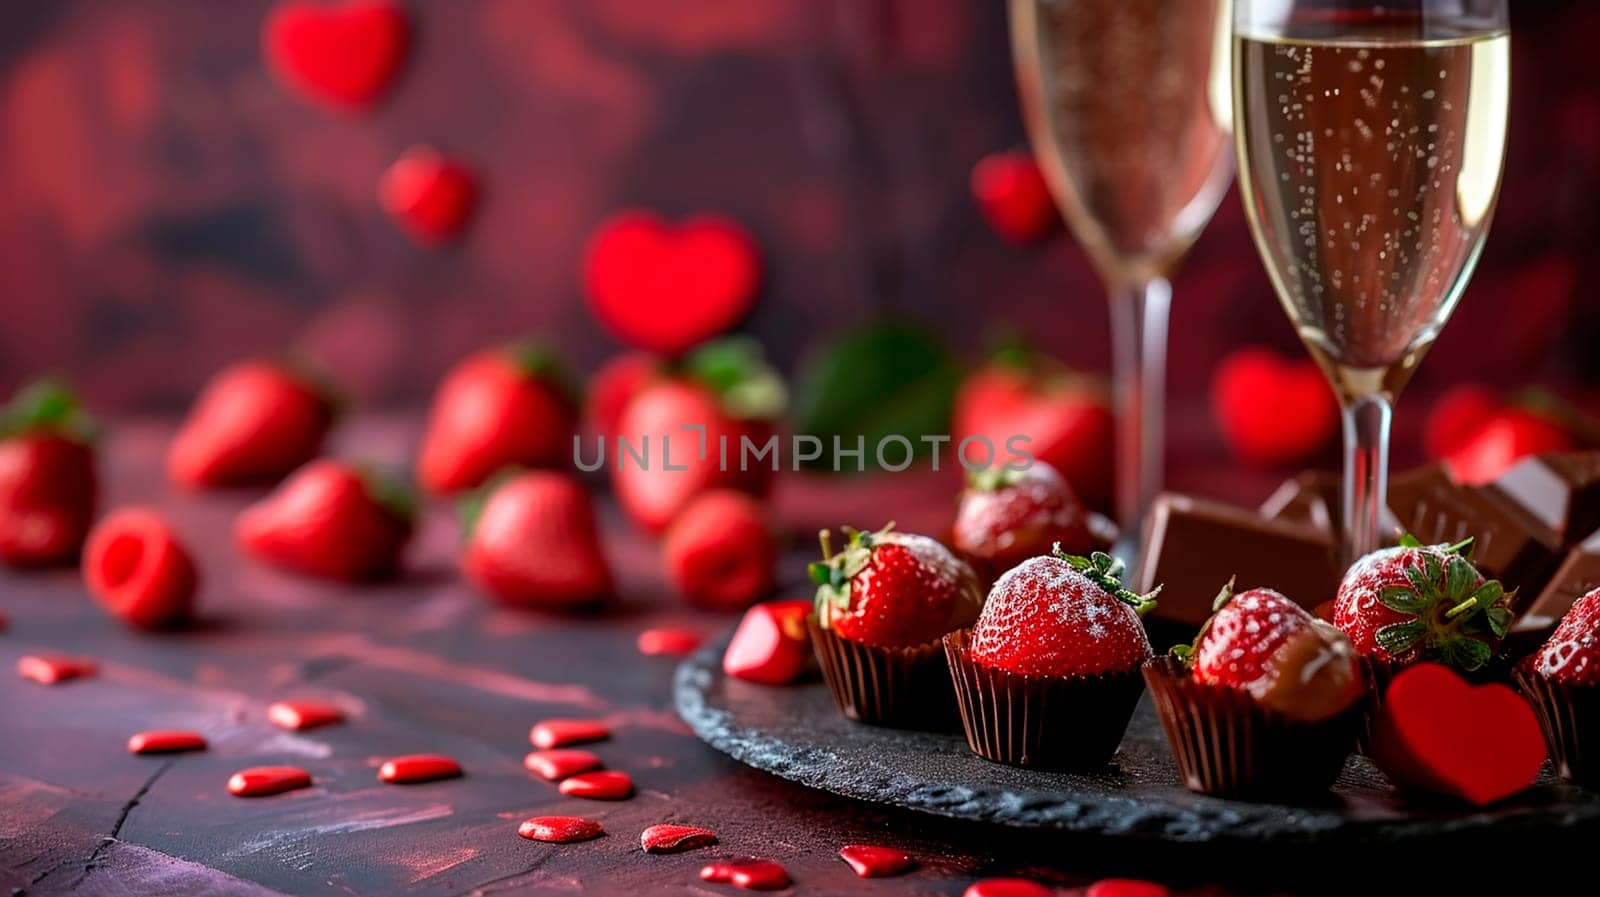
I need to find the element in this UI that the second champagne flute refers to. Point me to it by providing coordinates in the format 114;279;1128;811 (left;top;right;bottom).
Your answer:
1011;0;1236;537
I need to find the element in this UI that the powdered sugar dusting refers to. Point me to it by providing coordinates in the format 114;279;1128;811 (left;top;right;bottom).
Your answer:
968;556;1151;677
1535;588;1600;685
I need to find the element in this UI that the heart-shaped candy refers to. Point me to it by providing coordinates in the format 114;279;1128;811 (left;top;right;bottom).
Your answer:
379;147;480;245
1370;663;1546;806
263;1;410;112
583;210;761;356
1211;347;1339;468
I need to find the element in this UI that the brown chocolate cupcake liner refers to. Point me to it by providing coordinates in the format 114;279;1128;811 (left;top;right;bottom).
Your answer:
1143;655;1362;799
1356;656;1398;755
808;617;958;731
1514;667;1600;789
942;629;1145;770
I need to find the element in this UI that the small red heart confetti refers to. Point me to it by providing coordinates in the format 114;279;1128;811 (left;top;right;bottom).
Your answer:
127;730;207;755
838;844;914;878
557;770;633;800
1370;663;1546;805
640;823;718;854
518;815;604;843
379;147;480;246
523;749;603;781
262;1;410;112
267;700;344;731
1087;880;1170;897
18;654;97;685
722;599;812;685
227;766;312;797
970;151;1058;244
699;860;790;891
583;210;761;356
963;879;1054;897
530;718;609;750
1211;347;1339;468
636;627;702;657
378;754;462;784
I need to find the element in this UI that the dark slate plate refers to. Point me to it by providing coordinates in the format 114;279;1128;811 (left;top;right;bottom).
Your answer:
674;636;1600;846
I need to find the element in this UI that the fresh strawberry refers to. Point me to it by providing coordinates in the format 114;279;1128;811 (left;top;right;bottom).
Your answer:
584;352;660;440
1332;535;1511;672
379;146;479;245
1423;384;1502;459
168;360;335;489
0;381;97;567
1178;581;1361;722
662;490;776;610
84;509;198;629
967;550;1155;677
236;460;412;581
1210;347;1339;468
952;350;1114;510
1443;407;1574;486
809;524;983;648
1529;586;1600;686
723;599;813;685
461;471;611;609
611;339;784;533
953;462;1091;580
970;151;1058;244
416;344;577;495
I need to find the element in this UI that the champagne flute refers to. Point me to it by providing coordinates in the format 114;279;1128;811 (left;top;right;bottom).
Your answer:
1010;0;1236;537
1233;0;1510;565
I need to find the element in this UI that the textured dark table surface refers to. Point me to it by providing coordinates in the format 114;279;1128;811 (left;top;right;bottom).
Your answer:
0;416;1556;897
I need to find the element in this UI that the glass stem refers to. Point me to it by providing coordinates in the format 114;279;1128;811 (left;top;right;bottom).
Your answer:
1109;276;1171;540
1340;393;1394;569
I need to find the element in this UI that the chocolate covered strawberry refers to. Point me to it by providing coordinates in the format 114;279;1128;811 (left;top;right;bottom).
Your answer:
611;339;784;533
810;524;983;649
0;381;96;567
236;460;412;581
1179;581;1361;722
461;471;611;609
168;360;335;489
1517;587;1600;787
1333;535;1511;673
1529;587;1600;686
417;344;577;495
967;550;1155;677
953;462;1091;580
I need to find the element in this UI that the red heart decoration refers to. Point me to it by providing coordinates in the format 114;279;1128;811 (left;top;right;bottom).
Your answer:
1370;663;1546;806
1210;347;1339;468
583;210;761;356
970;151;1058;244
379;147;480;245
263;1;411;112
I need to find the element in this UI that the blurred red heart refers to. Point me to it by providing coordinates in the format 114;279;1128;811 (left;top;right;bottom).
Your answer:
583;211;761;356
263;1;410;112
970;151;1058;244
1211;347;1339;468
1370;663;1545;806
379;148;480;245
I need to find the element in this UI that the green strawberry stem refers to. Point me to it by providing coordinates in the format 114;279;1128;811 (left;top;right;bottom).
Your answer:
1052;546;1160;616
1170;577;1236;666
0;379;96;444
808;522;895;629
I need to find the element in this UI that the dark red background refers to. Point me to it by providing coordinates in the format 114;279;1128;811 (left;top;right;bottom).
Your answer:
0;0;1596;469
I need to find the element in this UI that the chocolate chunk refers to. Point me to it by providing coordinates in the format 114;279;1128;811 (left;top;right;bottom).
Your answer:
1483;452;1600;549
1259;472;1339;532
1136;493;1341;628
1512;529;1600;636
1387;464;1560;597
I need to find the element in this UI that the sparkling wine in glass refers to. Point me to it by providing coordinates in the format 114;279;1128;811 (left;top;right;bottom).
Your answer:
1010;0;1236;536
1234;0;1510;565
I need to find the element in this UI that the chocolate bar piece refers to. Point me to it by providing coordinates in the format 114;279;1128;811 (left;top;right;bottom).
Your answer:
1512;529;1600;636
1484;452;1600;549
1387;464;1561;597
1259;472;1339;532
1137;493;1341;628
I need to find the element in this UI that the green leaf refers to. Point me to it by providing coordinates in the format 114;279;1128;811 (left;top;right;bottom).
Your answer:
1405;563;1437;599
1398;534;1424;549
1486;606;1513;638
1377;586;1428;616
808;562;831;586
1440;638;1493;672
1445;555;1475;601
1471;580;1504;608
1169;644;1193;661
791;323;961;472
686;337;788;420
1376;620;1427;657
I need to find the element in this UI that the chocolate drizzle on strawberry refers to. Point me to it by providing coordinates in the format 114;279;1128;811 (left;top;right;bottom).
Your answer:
1373;535;1511;672
1054;547;1160;617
